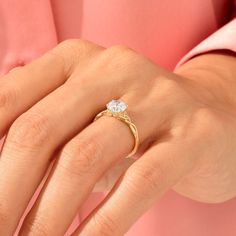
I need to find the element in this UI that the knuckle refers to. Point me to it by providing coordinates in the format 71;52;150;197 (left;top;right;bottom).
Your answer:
193;108;222;135
195;107;218;124
191;108;228;145
154;78;186;106
109;44;135;54
55;39;90;58
90;210;120;236
0;85;18;109
100;44;142;79
8;113;52;149
58;38;90;48
56;39;102;55
125;162;165;194
23;217;51;236
60;136;103;176
0;202;11;227
50;39;103;75
158;78;180;96
106;44;137;60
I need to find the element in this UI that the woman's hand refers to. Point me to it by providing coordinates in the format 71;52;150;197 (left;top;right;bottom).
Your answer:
0;40;236;236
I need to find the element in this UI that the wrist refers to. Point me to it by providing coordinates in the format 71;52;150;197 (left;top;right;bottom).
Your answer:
175;51;236;114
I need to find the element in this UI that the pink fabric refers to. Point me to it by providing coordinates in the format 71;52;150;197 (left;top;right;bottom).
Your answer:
0;0;236;235
176;18;236;68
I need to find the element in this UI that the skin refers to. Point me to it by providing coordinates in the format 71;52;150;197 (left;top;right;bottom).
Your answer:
0;40;235;235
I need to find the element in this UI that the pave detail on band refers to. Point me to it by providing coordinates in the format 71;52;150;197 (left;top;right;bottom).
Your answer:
94;99;139;158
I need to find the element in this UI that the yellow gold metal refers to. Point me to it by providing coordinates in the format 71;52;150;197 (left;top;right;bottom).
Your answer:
94;109;139;158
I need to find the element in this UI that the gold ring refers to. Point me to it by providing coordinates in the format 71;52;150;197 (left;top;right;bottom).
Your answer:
94;99;139;158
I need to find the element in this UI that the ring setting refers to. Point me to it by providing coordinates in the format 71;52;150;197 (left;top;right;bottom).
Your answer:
94;99;139;158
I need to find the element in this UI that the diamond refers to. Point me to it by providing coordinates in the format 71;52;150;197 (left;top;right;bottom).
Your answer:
106;99;128;113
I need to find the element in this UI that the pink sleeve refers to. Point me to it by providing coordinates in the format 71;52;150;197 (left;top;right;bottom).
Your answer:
0;0;57;75
175;2;236;69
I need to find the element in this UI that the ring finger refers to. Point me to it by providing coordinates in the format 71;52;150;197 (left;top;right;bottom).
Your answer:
19;93;160;236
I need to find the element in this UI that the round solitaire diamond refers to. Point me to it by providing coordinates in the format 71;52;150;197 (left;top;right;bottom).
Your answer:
106;99;128;113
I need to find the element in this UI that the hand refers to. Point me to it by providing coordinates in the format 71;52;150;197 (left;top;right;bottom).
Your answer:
0;40;236;236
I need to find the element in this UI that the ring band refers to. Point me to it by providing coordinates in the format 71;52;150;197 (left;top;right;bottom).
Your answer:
94;99;139;158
